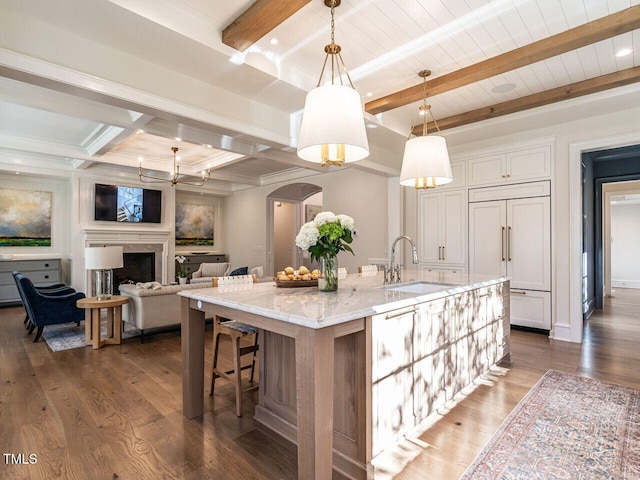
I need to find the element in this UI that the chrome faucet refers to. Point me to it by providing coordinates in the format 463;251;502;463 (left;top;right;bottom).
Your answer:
385;235;419;285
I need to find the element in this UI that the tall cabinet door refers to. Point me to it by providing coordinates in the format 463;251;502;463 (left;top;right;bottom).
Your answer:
418;190;466;266
418;194;442;263
468;200;507;278
507;196;551;290
441;191;466;264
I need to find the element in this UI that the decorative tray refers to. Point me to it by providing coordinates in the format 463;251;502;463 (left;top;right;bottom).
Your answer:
274;279;318;288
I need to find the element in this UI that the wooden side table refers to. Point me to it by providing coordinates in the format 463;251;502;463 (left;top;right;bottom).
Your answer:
77;296;129;349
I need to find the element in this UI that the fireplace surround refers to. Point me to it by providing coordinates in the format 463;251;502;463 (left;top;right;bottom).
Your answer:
83;227;170;287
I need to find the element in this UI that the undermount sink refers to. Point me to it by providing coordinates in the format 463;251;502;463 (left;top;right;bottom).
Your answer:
382;281;458;295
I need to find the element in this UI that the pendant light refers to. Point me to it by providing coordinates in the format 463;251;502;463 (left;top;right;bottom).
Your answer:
297;0;369;167
399;70;453;189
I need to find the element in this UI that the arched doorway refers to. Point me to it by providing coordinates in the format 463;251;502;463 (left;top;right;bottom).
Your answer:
266;183;323;277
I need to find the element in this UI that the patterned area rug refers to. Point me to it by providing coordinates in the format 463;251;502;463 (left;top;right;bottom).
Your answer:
461;370;640;479
41;321;140;352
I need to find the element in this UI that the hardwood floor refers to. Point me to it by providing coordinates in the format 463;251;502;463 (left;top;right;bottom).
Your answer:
1;289;638;479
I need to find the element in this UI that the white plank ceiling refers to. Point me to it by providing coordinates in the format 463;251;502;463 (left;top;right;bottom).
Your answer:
0;0;639;191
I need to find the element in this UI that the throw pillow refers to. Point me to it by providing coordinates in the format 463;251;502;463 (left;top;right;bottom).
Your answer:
229;266;249;276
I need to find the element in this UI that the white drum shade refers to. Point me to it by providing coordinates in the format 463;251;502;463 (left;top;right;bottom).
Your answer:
399;135;453;187
297;84;369;164
85;246;123;270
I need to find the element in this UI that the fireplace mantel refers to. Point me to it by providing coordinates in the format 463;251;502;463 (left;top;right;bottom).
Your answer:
83;227;171;284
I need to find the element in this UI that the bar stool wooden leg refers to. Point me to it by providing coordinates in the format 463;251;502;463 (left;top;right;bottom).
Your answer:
249;332;258;383
210;330;221;396
232;335;243;417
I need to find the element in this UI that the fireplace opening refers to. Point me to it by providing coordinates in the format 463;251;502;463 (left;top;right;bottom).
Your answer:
114;252;155;286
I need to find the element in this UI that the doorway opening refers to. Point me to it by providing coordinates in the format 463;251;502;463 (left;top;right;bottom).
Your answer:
266;183;323;277
582;144;640;317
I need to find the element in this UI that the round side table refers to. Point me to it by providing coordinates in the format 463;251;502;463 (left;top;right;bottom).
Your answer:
77;295;129;349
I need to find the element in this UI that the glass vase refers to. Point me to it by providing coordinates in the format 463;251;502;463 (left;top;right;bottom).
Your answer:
318;254;338;292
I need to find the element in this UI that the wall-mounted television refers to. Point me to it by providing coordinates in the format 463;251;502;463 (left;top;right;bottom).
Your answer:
94;183;162;223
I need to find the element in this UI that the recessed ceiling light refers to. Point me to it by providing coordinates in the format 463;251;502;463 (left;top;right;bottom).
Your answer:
136;129;145;134
175;137;181;142
616;48;632;57
366;123;378;129
15;172;20;175
366;92;373;97
270;38;278;45
491;83;517;94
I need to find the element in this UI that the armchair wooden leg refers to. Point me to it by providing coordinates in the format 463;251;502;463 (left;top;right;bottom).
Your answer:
33;326;44;343
28;323;35;335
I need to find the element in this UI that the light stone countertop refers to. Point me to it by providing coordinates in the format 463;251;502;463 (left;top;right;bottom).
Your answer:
178;270;509;329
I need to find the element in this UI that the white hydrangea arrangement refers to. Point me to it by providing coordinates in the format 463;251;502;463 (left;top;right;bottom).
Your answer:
295;211;355;261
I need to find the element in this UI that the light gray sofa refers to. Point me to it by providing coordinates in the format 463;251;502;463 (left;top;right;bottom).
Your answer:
119;282;207;341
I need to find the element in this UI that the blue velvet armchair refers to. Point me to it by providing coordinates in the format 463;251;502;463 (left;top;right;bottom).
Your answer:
12;271;77;329
14;273;86;342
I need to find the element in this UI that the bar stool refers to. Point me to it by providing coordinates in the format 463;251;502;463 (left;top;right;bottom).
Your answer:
210;275;259;417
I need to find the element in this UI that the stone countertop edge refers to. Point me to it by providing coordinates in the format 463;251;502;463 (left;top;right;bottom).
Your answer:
178;272;509;330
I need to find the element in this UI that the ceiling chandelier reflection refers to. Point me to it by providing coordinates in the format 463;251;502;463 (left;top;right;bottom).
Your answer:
138;147;211;187
399;70;453;189
296;0;369;167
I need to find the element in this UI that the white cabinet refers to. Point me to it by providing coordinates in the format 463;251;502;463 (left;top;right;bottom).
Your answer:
467;145;551;186
418;189;466;266
469;189;551;329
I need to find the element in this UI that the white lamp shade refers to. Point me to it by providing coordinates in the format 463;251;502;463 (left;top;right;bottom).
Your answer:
399;135;453;187
297;84;369;163
85;246;123;270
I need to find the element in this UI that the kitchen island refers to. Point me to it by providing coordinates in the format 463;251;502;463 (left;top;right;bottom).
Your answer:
179;270;510;480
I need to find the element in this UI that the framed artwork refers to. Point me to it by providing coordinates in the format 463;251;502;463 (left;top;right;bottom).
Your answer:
175;203;215;246
0;188;52;246
305;204;322;223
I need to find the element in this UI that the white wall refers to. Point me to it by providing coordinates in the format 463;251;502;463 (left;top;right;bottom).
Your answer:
222;169;389;274
611;203;640;289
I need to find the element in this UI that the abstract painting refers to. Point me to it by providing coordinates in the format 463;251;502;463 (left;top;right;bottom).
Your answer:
0;188;52;246
175;203;215;246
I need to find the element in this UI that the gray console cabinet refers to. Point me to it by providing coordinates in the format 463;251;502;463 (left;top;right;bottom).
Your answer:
0;258;62;305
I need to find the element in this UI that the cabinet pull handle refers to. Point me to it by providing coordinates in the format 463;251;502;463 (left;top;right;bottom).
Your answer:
501;226;505;261
44;275;49;279
44;263;49;267
508;226;512;261
385;306;417;320
438;246;441;260
442;246;445;261
511;290;527;295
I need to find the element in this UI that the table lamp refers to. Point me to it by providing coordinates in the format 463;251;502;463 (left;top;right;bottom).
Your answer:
85;246;123;300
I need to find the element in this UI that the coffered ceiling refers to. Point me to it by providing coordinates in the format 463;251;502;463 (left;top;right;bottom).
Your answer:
0;0;639;194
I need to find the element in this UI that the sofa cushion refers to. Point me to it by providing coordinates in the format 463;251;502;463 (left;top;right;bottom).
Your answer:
230;266;249;276
119;282;204;297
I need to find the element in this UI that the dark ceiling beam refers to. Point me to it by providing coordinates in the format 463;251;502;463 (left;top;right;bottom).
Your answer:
367;5;640;115
412;66;640;134
222;0;311;52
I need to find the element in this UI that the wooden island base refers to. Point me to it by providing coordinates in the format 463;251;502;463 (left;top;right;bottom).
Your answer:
180;272;510;480
253;281;510;479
